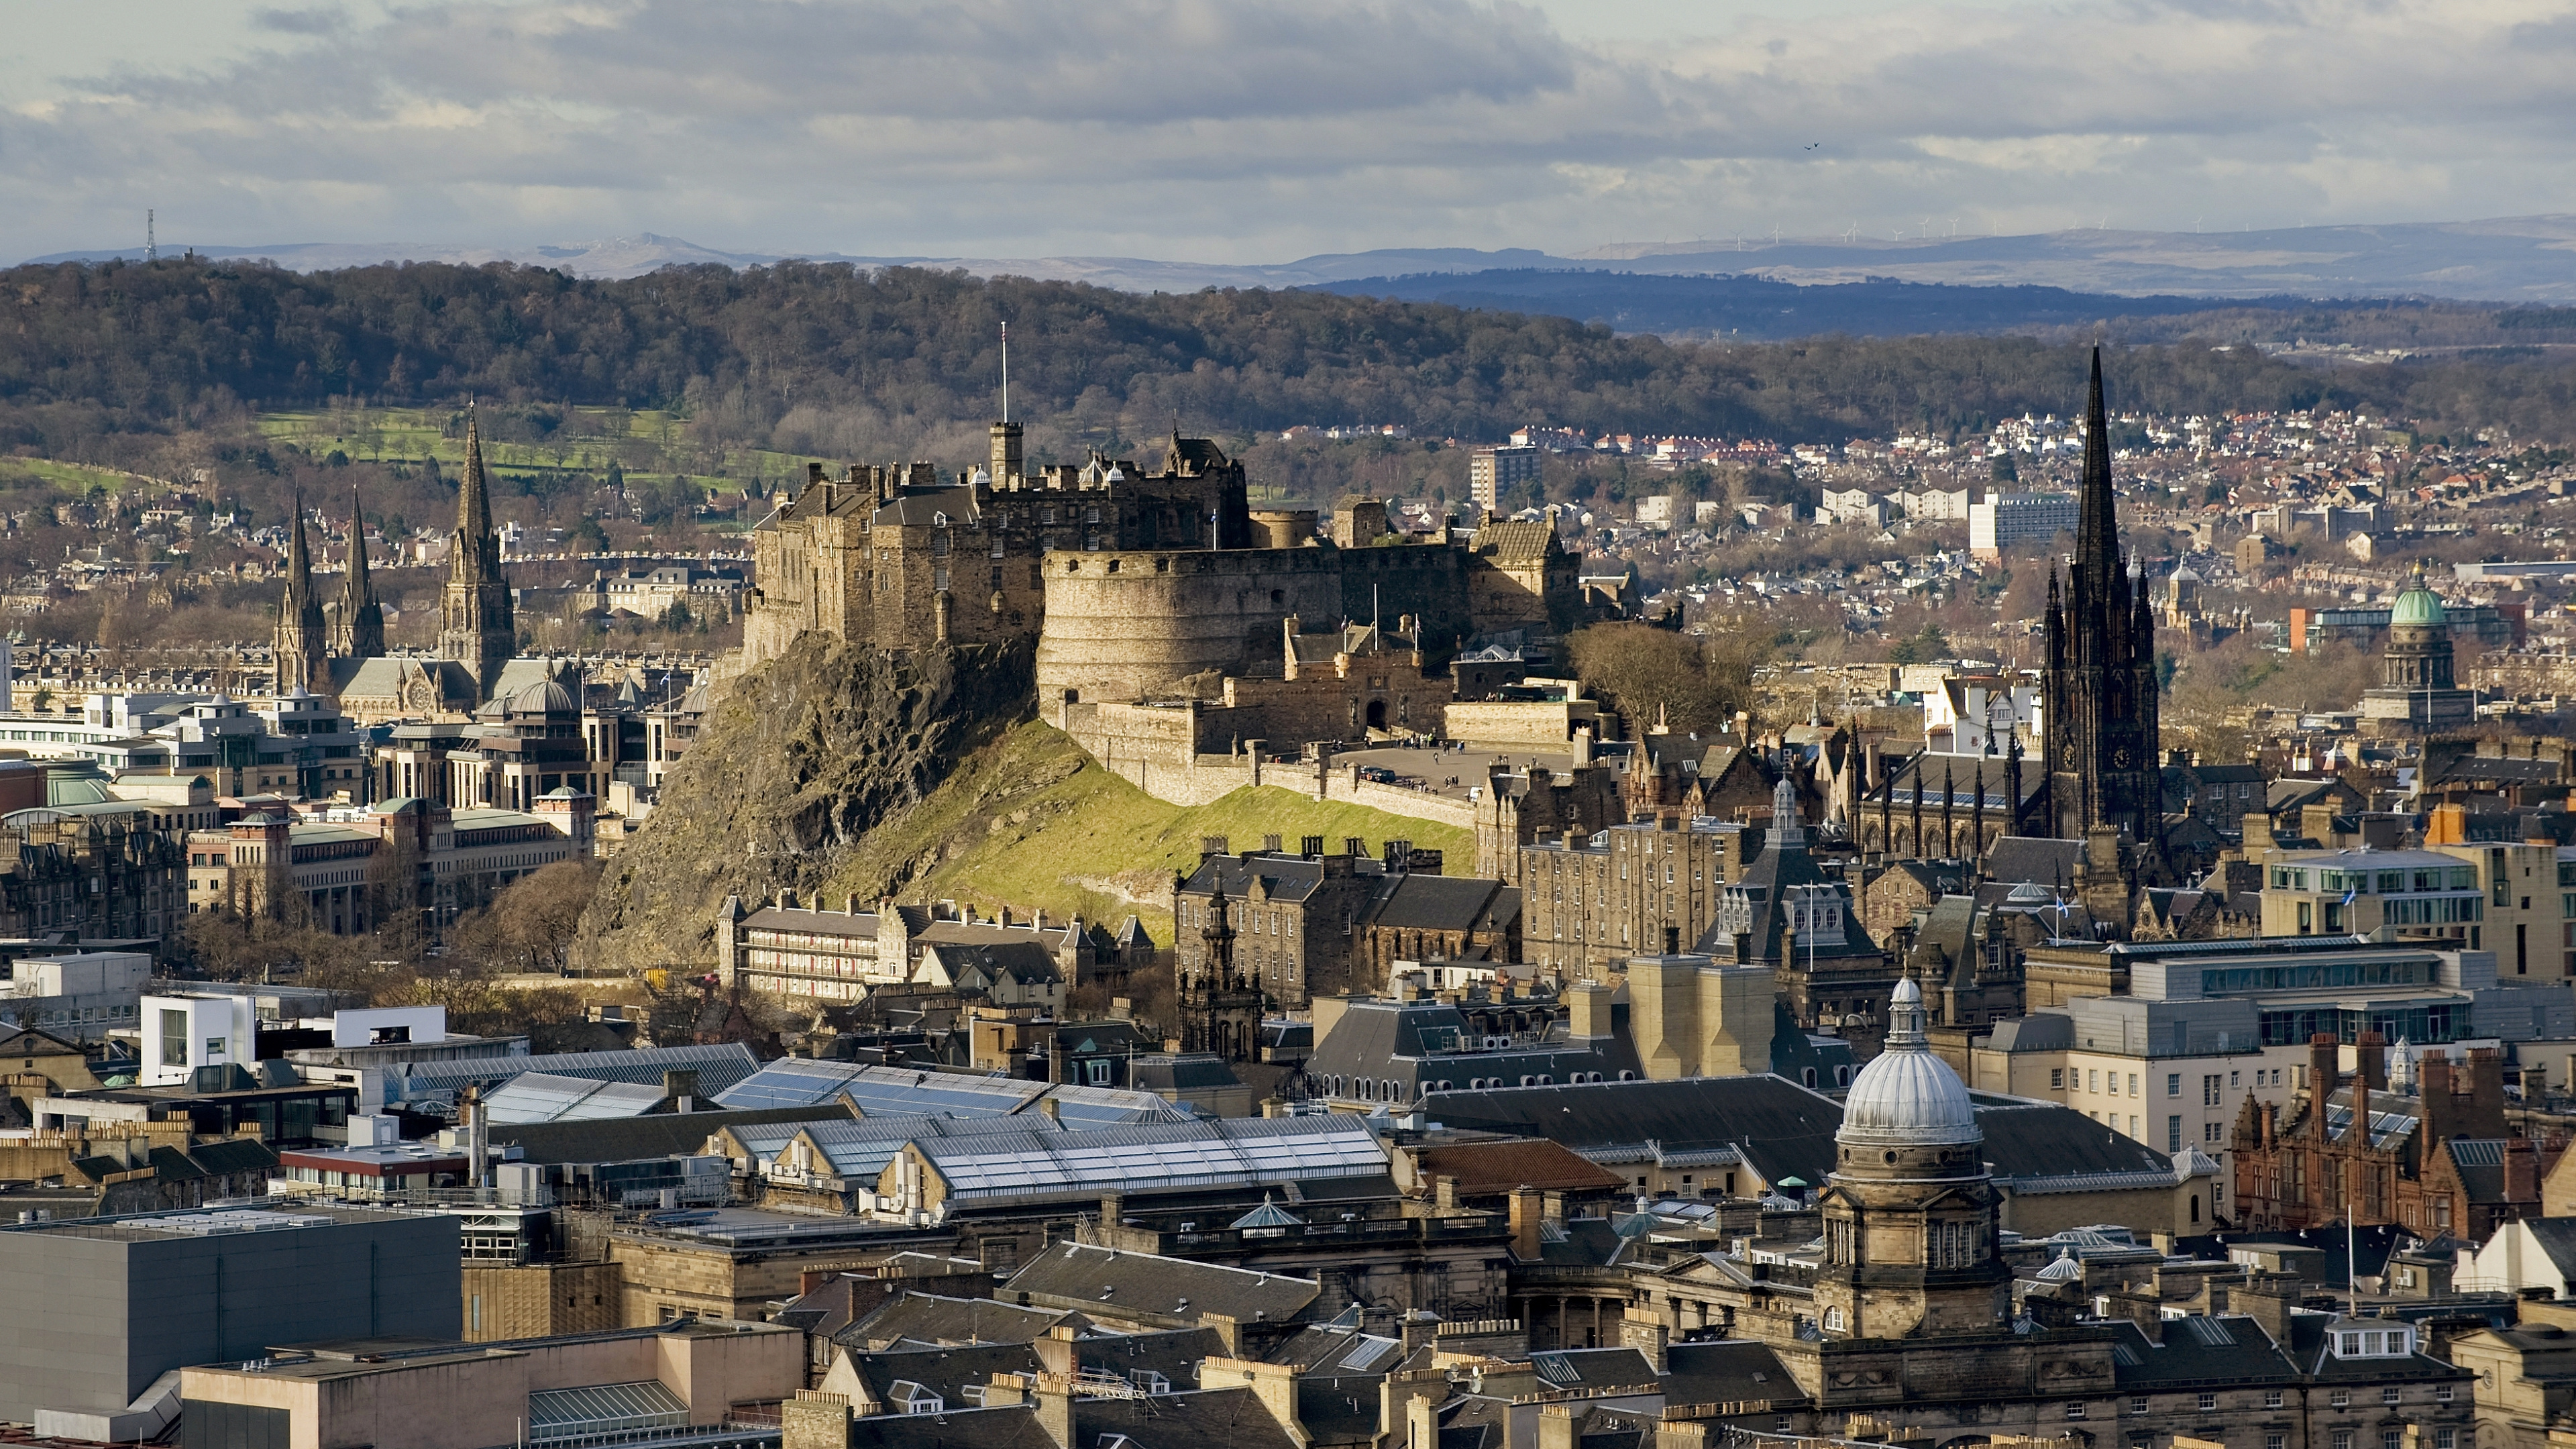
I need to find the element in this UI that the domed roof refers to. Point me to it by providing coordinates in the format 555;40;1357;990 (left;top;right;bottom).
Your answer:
511;678;578;716
2035;1248;2084;1283
1836;975;1981;1148
2390;562;2447;628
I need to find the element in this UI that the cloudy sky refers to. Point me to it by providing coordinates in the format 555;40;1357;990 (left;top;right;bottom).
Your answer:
2;0;2569;262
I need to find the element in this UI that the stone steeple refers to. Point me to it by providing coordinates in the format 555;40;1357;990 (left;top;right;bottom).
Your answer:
2041;349;2165;859
274;490;328;695
335;484;386;661
440;407;517;699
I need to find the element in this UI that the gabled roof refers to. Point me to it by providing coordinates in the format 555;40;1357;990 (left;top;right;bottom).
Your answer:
840;1291;1077;1349
1407;1136;1627;1195
1422;1075;1839;1190
1364;875;1517;934
1983;836;2085;890
1006;1240;1322;1326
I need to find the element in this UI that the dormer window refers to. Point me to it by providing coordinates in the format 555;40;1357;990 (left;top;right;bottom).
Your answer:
2333;1324;2413;1358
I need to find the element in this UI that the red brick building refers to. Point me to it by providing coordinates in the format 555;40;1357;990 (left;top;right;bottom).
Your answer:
2231;1032;2559;1238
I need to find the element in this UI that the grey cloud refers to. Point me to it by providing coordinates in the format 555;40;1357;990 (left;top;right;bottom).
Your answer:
2;0;2571;262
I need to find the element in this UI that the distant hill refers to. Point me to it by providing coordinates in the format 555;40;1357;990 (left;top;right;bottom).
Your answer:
27;215;2576;301
1301;270;2324;340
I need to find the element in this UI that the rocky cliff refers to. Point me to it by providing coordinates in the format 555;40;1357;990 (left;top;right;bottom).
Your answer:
575;636;1034;973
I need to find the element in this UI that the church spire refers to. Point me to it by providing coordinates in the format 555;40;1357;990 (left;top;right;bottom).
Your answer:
2076;345;2116;598
274;490;327;694
441;402;518;699
339;484;385;659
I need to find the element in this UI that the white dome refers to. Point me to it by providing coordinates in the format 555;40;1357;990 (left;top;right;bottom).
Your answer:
1836;976;1980;1148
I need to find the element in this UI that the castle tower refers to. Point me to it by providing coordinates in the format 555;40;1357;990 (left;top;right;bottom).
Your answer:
273;491;329;696
2042;350;2163;851
441;408;517;699
1815;973;2009;1338
1177;880;1263;1063
335;484;386;660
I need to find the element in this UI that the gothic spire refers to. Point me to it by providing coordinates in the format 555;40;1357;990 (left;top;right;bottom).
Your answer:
2076;346;2118;598
341;483;386;659
285;488;315;602
345;484;374;600
455;404;494;580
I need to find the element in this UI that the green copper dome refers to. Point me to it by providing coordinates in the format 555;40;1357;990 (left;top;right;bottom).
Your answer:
2391;564;2448;629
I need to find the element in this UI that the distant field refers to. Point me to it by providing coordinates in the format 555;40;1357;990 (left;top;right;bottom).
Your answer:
256;406;828;492
0;458;143;494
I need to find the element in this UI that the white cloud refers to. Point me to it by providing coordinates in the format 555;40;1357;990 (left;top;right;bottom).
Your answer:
1;0;2571;262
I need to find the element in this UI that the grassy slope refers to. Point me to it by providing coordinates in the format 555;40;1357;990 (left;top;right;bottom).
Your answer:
255;407;828;491
816;718;1472;944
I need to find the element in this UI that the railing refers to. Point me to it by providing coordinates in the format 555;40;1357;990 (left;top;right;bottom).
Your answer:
267;1178;555;1208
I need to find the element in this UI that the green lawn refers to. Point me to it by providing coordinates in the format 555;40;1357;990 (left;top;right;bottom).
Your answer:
0;458;139;494
819;719;1472;943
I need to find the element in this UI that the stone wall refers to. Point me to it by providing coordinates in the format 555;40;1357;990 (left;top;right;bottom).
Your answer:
1036;547;1347;707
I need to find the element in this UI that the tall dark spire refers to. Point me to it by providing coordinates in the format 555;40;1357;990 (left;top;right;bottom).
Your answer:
441;405;517;699
338;484;385;660
2039;350;2168;873
2076;347;2116;592
275;490;328;695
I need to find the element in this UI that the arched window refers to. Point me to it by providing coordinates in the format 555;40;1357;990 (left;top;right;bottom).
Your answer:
1803;1068;1819;1087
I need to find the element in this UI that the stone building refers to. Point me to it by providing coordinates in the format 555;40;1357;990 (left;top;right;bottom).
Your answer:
2361;561;2478;734
742;425;1253;669
1173;842;1394;1009
1473;761;1627;881
1704;779;1894;1046
1348;873;1521;992
1815;974;2011;1338
1513;812;1764;977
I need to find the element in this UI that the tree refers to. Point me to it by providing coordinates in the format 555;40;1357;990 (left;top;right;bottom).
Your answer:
449;859;602;975
1566;623;1761;737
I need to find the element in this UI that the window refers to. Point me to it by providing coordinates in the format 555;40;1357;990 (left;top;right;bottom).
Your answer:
2330;1434;2351;1449
2129;1396;2148;1415
2435;1386;2453;1403
2089;1069;2100;1093
2129;1073;2139;1096
2065;1403;2087;1420
2266;1437;2284;1449
2198;1391;2217;1411
2436;1430;2456;1449
2331;1389;2350;1408
2052;1068;2065;1089
2167;1072;2182;1097
2381;1386;2400;1405
2263;1390;2283;1409
2204;1073;2222;1106
2168;1116;2182;1152
2381;1433;2401;1449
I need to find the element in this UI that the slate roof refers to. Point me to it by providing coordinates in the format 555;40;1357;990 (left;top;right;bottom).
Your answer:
1305;998;1640;1096
1364;875;1519;934
384;1042;760;1104
1982;836;2086;890
2510;1218;2576;1279
840;1291;1079;1349
1006;1241;1322;1326
2104;1316;2296;1388
873;486;979;528
486;1104;855;1165
847;1340;1038;1407
1661;1340;1804;1406
1179;853;1386;904
1126;1053;1242;1094
2441;1138;2516;1205
1421;1075;1840;1190
1978;1100;2192;1189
